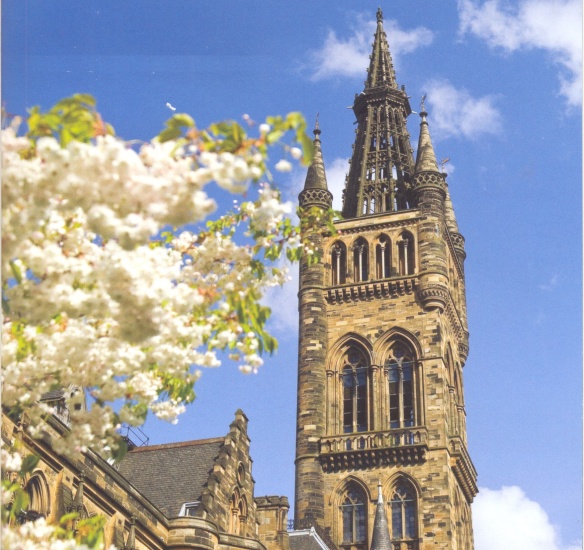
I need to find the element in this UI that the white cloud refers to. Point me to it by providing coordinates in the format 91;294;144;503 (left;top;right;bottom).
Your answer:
458;0;583;106
263;260;299;334
305;15;433;81
326;157;349;211
474;486;582;550
423;79;502;140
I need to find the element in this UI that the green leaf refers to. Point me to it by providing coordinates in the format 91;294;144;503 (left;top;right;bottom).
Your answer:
20;454;40;476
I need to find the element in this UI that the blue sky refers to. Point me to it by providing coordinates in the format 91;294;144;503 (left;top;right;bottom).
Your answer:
3;2;581;549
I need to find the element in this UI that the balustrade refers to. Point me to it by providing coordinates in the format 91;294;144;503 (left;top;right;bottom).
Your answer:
320;428;427;454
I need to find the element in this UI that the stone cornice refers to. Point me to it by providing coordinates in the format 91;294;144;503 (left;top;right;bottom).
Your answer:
448;436;478;504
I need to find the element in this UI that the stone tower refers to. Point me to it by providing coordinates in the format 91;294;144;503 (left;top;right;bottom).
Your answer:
294;9;477;550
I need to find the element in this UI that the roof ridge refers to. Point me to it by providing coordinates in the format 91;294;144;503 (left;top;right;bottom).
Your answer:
128;437;224;453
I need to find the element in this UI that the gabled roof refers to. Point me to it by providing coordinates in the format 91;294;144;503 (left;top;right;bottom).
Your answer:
117;437;223;518
289;528;333;550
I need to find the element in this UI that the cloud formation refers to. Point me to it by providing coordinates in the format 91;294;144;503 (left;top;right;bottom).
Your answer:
325;157;349;211
423;79;503;140
305;16;433;81
458;0;583;106
474;486;581;550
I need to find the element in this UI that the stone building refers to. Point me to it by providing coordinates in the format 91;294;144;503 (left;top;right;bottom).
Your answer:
3;8;476;550
293;8;477;550
3;408;291;550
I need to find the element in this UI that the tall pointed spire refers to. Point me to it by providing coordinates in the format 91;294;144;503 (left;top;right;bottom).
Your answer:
299;118;333;210
370;482;392;550
303;116;328;191
414;102;440;174
366;8;398;89
342;11;416;218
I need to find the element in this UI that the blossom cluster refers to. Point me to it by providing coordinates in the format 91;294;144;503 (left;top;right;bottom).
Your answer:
2;107;306;460
1;517;112;550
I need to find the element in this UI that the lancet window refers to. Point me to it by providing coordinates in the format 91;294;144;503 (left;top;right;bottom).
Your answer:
398;231;415;275
341;486;367;550
229;490;247;535
353;239;369;282
331;241;347;285
386;342;417;429
375;235;391;279
390;482;417;543
341;346;370;433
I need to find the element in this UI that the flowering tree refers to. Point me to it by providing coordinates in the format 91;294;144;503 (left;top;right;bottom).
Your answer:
1;95;326;547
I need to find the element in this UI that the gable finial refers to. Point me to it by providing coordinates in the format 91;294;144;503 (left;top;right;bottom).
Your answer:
376;7;383;22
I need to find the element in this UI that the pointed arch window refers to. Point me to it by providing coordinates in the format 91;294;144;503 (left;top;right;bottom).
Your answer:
19;473;50;523
390;483;417;542
386;343;417;429
353;239;369;282
375;235;391;279
398;232;415;275
342;346;370;433
229;490;247;535
332;242;347;285
341;486;367;550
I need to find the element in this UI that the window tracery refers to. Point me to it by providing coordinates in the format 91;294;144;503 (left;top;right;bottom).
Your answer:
341;485;367;550
386;342;417;429
390;482;417;543
341;346;370;434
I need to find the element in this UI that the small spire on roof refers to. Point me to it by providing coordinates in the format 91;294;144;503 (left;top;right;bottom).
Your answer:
371;480;391;550
415;98;440;174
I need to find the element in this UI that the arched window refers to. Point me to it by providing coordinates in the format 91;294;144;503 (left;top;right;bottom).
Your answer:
398;232;415;275
386;342;417;429
341;486;367;550
332;242;347;285
353;239;369;282
390;482;417;542
342;346;370;433
375;235;391;279
22;473;50;522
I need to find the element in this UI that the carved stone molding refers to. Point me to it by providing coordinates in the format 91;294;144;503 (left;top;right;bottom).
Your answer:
299;188;333;209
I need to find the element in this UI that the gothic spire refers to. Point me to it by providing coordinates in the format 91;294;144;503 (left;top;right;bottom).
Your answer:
341;11;416;219
366;8;398;90
299;118;333;210
303;116;328;191
414;104;440;174
370;482;392;550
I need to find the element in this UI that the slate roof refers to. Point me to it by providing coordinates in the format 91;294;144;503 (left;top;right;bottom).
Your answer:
289;529;332;550
117;437;224;518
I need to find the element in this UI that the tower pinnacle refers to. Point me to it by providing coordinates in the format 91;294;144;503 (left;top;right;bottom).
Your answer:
299;120;332;209
414;106;440;174
342;12;415;218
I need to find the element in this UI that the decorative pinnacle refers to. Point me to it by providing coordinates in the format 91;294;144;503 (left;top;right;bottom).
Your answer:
377;7;383;22
420;94;427;115
314;112;321;137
